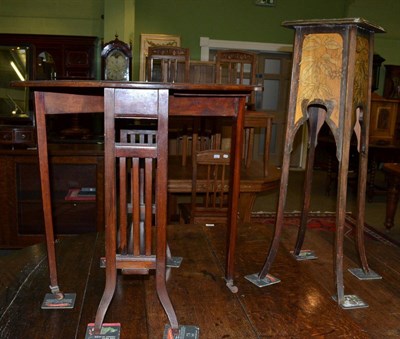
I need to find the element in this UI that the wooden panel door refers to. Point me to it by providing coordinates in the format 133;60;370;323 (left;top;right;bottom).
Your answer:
256;52;299;167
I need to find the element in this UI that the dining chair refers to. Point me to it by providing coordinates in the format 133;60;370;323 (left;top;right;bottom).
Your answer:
215;50;273;176
146;46;197;168
94;87;179;334
146;45;190;83
179;149;230;225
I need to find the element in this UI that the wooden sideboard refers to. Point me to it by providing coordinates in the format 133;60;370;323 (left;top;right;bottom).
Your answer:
0;144;104;248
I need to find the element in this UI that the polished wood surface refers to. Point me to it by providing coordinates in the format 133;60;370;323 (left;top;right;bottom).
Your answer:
13;79;258;94
1;221;399;338
168;155;281;223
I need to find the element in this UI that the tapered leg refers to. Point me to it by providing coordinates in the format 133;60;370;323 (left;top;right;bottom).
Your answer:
354;122;370;273
156;264;179;332
94;264;117;333
156;212;179;333
156;110;179;333
257;136;293;279
334;137;351;304
94;90;118;333
294;107;325;255
348;109;382;281
94;205;117;333
35;92;64;300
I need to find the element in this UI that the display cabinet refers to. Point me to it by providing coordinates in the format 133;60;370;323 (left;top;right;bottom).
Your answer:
0;144;104;248
0;34;102;248
0;34;99;146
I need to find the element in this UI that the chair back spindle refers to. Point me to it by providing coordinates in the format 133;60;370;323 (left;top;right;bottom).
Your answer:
146;46;190;83
215;50;274;176
180;149;230;224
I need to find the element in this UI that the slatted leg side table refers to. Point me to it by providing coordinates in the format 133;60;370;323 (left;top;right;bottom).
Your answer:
246;18;384;308
91;88;198;339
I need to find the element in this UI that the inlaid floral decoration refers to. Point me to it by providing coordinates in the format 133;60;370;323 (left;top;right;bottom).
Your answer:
353;35;369;111
295;33;343;127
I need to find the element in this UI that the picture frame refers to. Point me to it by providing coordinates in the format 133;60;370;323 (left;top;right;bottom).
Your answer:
139;34;181;80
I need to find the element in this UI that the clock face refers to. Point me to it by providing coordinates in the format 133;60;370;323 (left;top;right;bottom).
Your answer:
105;50;129;81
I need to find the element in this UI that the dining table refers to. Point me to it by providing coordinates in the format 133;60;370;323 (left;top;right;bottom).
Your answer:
13;79;260;335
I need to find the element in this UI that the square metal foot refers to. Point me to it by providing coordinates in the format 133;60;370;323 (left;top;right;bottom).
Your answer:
163;325;200;339
85;323;121;338
245;273;281;287
348;268;382;280
332;294;368;309
41;292;76;309
167;256;183;268
290;249;318;261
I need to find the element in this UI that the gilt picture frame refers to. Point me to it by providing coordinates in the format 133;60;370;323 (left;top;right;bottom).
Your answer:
139;34;181;80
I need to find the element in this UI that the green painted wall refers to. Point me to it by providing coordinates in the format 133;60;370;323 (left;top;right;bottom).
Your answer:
0;0;398;85
0;0;104;37
133;0;347;77
346;0;400;65
103;0;135;44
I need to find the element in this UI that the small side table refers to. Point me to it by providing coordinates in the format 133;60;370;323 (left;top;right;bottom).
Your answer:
246;18;385;308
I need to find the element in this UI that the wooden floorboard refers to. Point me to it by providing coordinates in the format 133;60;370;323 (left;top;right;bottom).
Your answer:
1;220;400;338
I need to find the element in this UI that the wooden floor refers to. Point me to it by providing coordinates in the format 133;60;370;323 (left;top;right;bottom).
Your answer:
1;219;400;338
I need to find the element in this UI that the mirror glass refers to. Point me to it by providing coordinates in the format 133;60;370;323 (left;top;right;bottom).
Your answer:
0;45;30;124
36;51;56;80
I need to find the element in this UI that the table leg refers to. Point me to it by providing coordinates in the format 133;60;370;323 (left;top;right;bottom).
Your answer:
354;126;371;272
294;107;323;255
225;97;245;293
335;150;350;305
256;134;293;280
238;193;256;223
